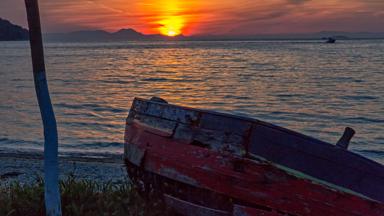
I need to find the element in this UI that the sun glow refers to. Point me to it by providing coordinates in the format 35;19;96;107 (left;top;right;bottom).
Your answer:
137;0;200;36
159;16;184;36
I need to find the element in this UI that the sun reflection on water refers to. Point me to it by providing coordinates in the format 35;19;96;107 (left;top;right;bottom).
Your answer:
0;41;383;163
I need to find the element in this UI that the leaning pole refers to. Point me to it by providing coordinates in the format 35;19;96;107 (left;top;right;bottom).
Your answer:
25;0;62;215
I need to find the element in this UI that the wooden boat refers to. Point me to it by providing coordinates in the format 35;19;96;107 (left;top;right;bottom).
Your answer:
124;97;384;216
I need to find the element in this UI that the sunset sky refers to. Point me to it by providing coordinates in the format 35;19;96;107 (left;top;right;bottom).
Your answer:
0;0;383;36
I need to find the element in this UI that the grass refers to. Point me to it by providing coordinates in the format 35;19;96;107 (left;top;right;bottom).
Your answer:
0;175;171;216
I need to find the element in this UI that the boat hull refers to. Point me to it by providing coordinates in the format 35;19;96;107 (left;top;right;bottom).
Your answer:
124;98;384;215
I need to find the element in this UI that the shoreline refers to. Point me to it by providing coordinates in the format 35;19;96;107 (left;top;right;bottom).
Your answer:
0;152;127;186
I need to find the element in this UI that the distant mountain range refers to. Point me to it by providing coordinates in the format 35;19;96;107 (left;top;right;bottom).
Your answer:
45;28;186;42
1;17;384;42
45;30;384;42
0;18;28;41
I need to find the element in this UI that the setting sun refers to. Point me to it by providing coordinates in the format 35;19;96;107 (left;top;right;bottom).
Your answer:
158;16;184;36
167;30;177;36
133;0;200;36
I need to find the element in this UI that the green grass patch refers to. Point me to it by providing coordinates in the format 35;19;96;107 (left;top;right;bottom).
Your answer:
0;175;170;216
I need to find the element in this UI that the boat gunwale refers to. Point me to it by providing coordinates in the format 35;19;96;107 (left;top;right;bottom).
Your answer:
130;97;384;172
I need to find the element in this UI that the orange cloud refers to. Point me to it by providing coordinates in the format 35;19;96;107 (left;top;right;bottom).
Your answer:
1;0;383;34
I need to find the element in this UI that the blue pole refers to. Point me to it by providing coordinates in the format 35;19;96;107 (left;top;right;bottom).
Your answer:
24;0;62;215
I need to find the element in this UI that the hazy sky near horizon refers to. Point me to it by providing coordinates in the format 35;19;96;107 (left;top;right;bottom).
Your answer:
0;0;383;36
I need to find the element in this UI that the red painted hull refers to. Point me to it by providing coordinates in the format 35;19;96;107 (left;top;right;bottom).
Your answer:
124;98;384;216
125;123;383;215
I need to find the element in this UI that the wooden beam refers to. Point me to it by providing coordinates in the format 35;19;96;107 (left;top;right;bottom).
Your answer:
336;127;355;149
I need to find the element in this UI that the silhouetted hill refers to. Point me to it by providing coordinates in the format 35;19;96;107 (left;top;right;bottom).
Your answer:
0;18;28;41
113;28;144;39
44;28;384;42
45;28;185;42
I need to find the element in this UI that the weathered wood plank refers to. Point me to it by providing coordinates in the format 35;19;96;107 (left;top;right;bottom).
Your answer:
133;114;176;137
173;124;246;156
130;98;252;155
131;98;331;144
132;98;200;124
132;98;252;135
129;114;246;155
130;105;248;155
164;194;230;216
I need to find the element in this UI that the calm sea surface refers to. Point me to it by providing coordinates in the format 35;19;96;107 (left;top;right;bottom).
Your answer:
0;40;383;163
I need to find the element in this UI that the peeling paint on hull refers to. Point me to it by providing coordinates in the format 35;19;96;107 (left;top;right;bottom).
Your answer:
124;98;384;216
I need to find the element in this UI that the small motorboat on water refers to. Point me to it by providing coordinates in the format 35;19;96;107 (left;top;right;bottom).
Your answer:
325;37;336;43
124;97;384;216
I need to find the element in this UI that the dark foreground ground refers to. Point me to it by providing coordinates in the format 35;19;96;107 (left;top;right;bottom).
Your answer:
0;153;172;216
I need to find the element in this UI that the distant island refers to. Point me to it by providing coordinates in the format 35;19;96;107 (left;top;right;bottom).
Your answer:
0;18;28;41
45;30;384;42
45;28;186;42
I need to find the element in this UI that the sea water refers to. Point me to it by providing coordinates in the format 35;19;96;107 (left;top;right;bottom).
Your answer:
0;40;383;163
